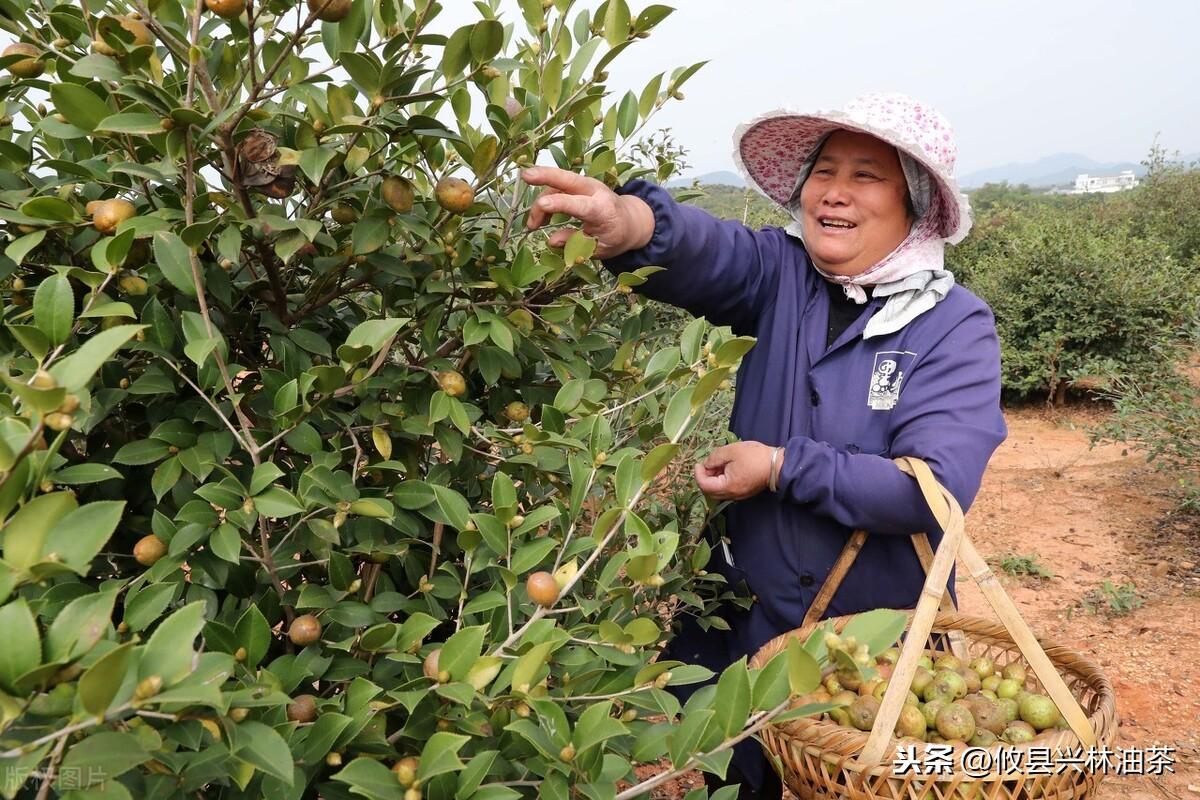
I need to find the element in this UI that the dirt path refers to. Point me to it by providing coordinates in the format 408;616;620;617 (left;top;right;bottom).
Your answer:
959;405;1200;800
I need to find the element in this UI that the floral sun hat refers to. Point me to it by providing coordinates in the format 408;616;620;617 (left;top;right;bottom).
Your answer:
731;92;973;245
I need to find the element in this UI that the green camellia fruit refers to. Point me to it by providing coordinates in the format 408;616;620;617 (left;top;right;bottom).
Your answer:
1018;694;1060;731
995;678;1022;699
968;656;995;679
933;653;962;672
1002;720;1036;744
1001;662;1027;683
922;697;947;730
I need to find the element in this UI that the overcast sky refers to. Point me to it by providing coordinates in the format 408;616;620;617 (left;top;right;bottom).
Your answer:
442;0;1200;179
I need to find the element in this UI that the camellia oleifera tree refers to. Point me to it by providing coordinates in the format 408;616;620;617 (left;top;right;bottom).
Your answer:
0;0;907;797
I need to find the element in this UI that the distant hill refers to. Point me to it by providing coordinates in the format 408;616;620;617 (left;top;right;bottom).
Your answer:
666;169;745;188
959;153;1146;189
673;152;1200;192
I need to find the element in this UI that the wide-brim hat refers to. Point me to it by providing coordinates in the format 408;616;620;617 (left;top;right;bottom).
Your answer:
732;92;973;244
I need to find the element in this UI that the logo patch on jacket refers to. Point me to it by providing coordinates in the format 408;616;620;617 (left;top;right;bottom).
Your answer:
868;350;917;410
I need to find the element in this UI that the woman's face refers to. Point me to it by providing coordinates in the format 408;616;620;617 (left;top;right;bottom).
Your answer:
799;130;913;277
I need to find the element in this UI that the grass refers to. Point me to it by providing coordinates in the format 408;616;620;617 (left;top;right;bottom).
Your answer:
993;552;1055;579
1080;581;1144;617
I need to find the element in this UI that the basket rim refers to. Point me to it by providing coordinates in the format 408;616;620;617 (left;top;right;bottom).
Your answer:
748;610;1118;769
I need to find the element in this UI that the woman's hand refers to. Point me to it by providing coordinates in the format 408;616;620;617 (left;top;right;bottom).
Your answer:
521;166;655;259
694;441;781;501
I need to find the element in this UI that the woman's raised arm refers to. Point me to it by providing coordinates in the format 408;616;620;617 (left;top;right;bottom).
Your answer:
522;167;788;333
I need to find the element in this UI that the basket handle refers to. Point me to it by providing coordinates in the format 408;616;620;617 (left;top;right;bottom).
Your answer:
859;458;1097;766
858;456;966;765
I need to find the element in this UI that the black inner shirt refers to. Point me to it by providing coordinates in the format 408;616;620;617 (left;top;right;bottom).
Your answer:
824;279;873;349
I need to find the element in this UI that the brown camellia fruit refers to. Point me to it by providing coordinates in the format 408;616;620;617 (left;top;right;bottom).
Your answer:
331;204;357;224
422;648;441;681
380;175;414;213
504;401;529;423
288;614;322;646
133;535;167;567
93;16;153;54
3;43;44;78
306;0;352;22
434;177;474;214
935;702;976;742
205;0;246;17
286;694;318;723
848;695;880;731
91;198;136;234
436;370;466;397
526;571;559;607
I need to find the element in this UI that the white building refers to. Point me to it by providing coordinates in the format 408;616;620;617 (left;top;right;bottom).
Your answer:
1069;170;1140;194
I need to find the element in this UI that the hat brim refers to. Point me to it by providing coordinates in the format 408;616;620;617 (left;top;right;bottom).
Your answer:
732;109;972;244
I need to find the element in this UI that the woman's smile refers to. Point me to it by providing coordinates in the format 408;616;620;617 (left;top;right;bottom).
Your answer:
800;130;914;276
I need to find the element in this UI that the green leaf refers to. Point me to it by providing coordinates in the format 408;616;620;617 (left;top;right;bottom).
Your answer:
417;732;470;782
663;387;695;440
43;500;125;573
45;590;116;662
669;707;714;769
78;641;134;715
0;599;40;693
234;605;271;667
249;462;285;496
350;210;391;255
113;439;170;466
714;336;757;366
59;732;151;787
70;54;124;81
553;379;585;412
2;491;78;571
123;584;175;632
96;112;165;136
441;25;472;76
50;324;144;390
469;19;503;62
299;146;338;184
563;231;596;267
7;324;48;360
624;617;660;646
152;231;198;297
19;196;77;222
438;625;487;682
5;230;44;264
50;83;111;132
572;700;626;754
233;721;294;785
254;486;304;517
838;608;908;657
712;658;752;737
52;464;123;485
750;650;790;711
339;317;406;363
640;442;679;481
603;0;631;46
332;757;404;800
429;485;470;530
786;636;821;695
680;317;706;363
139;601;206;685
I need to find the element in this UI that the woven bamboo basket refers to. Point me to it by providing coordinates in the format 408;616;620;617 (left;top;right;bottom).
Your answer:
748;457;1119;800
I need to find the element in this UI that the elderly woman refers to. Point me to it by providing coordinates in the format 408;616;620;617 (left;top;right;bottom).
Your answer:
524;93;1007;798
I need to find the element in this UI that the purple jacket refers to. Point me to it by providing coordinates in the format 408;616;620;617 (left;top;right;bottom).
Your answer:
605;180;1007;668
